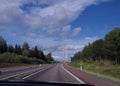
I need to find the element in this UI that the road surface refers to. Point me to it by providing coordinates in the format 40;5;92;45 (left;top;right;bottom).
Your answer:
1;63;119;86
0;64;84;84
25;64;84;84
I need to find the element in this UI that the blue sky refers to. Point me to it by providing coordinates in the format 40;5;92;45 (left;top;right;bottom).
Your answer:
0;0;120;61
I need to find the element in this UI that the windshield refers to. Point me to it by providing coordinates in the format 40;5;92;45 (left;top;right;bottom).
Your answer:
0;0;120;86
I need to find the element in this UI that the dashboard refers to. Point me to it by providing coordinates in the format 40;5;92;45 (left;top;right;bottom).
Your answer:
0;81;95;86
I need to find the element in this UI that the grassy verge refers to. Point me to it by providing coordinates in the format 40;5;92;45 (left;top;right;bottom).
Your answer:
68;61;120;83
0;63;37;68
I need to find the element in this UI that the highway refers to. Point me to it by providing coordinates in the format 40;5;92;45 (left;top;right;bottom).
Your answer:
0;64;84;84
0;64;119;86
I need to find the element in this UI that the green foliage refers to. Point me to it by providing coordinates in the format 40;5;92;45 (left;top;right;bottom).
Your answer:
33;46;39;59
0;63;34;68
29;46;47;61
0;52;13;63
0;53;45;64
38;50;47;60
0;36;7;53
71;27;120;64
0;36;54;65
46;53;54;62
7;45;14;53
90;39;106;61
82;44;93;61
22;49;30;57
69;61;120;80
22;42;29;50
15;44;22;55
105;27;120;64
71;52;82;61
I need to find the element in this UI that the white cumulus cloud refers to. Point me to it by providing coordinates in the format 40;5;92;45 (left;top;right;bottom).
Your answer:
72;27;82;36
0;0;110;61
0;0;110;33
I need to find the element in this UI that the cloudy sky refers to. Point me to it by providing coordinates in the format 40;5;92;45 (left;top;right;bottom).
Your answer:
0;0;120;61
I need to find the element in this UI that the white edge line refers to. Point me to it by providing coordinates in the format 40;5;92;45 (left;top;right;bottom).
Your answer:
61;64;85;84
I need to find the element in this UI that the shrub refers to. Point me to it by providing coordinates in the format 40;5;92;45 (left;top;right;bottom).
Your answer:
0;52;46;64
0;52;14;63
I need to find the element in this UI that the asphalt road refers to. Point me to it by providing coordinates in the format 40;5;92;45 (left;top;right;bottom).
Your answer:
25;64;84;84
0;64;119;86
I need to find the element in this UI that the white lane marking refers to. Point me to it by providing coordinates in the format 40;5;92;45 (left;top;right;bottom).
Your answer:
0;68;41;80
0;66;39;80
0;73;20;80
23;66;51;79
0;69;34;80
0;66;51;80
61;64;85;84
22;69;44;79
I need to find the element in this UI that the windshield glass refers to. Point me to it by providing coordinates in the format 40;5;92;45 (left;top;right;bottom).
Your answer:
0;0;120;86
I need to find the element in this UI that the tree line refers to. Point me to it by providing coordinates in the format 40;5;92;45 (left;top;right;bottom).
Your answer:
0;37;54;64
71;27;120;64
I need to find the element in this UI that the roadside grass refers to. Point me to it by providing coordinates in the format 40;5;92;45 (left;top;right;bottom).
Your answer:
68;61;120;83
0;63;36;68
